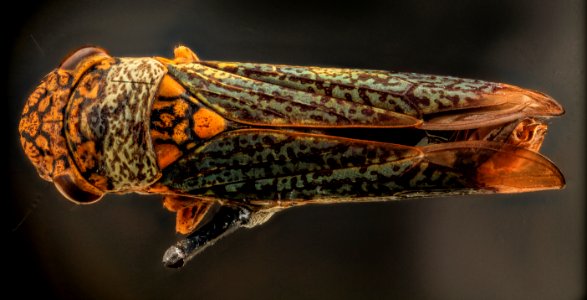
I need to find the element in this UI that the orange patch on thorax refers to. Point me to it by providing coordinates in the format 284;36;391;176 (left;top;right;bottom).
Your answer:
154;144;183;169
192;108;227;139
157;75;186;97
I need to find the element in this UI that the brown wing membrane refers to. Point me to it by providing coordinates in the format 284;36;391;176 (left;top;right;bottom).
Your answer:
422;85;564;130
423;141;565;192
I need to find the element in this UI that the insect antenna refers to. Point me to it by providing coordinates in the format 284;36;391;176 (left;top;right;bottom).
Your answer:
12;195;40;232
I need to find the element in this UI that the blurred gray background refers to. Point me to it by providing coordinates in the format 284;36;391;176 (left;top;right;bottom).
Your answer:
6;0;584;299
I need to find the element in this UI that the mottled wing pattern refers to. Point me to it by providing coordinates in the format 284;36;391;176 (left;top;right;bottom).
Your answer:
157;129;563;205
167;64;421;128
157;129;488;204
200;62;563;130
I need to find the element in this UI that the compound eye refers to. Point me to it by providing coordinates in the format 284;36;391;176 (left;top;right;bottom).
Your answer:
59;47;109;71
53;173;104;204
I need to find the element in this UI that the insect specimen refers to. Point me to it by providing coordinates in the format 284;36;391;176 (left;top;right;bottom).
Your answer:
19;46;564;268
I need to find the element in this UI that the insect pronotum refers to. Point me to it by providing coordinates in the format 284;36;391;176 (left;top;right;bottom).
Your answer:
19;46;564;268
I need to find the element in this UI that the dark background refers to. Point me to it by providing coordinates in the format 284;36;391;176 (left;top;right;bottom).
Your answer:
5;0;584;299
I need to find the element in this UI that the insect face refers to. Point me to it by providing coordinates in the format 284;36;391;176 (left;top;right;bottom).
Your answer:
19;47;112;203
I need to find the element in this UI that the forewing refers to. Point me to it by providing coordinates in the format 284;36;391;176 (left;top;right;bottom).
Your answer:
167;63;421;128
156;129;485;203
201;61;564;130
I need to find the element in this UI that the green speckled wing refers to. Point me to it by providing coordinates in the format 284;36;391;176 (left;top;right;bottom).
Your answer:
168;63;421;128
158;129;471;203
157;129;563;204
196;61;563;130
168;63;422;128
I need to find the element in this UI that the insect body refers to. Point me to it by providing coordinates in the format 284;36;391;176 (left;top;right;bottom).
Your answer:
19;46;564;268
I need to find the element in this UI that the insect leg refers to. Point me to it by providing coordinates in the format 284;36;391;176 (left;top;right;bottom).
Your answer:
162;205;251;268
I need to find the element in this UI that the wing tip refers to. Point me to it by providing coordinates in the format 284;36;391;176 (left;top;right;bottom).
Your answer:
475;145;565;193
500;84;565;117
423;141;565;194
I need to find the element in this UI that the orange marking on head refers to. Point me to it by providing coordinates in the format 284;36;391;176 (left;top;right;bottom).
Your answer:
70;55;113;84
34;135;50;152
157;75;186;97
20;111;40;137
77;73;101;99
54;159;67;176
43;106;63;122
65;97;85;144
43;156;54;174
21;139;41;164
45;72;59;91
23;86;43;113
38;96;51;113
74;141;97;172
94;58;112;71
41;120;59;135
154;144;183;169
85;82;100;99
89;174;109;191
192;108;227;139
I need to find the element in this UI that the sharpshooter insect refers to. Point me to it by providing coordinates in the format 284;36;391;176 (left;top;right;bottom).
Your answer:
19;46;564;268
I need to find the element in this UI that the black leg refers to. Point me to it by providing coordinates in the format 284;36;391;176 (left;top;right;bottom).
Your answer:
162;206;251;268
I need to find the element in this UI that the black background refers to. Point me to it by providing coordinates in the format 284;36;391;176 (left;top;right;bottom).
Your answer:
5;1;584;299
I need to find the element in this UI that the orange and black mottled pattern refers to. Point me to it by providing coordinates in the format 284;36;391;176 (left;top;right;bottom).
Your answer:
20;49;167;202
19;48;114;203
64;58;112;189
19;70;73;181
150;74;230;171
150;94;197;170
